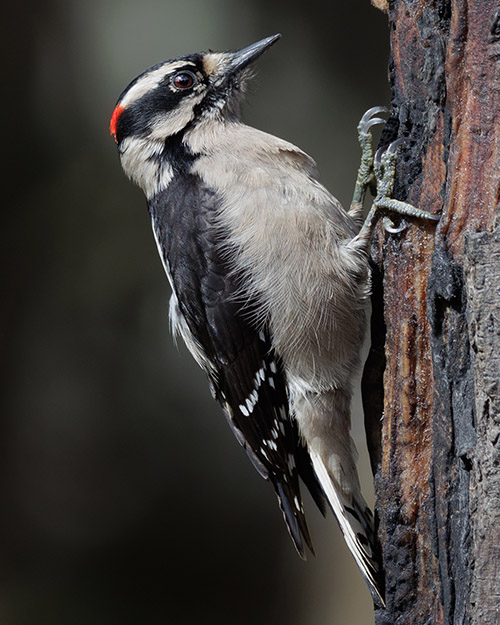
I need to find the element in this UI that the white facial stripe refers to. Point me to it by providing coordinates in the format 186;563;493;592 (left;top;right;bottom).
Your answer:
120;60;198;109
147;91;205;139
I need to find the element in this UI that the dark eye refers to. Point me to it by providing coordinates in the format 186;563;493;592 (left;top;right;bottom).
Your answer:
172;71;196;90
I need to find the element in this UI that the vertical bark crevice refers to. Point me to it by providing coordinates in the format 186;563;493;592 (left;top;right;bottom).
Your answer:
463;229;500;625
428;238;474;625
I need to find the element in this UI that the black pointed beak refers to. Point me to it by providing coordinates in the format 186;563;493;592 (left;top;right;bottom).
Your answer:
226;34;281;74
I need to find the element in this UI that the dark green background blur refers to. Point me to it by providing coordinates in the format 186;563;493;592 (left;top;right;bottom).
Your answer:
3;1;389;623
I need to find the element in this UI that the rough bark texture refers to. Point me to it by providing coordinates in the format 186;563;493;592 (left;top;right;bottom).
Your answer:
363;1;500;624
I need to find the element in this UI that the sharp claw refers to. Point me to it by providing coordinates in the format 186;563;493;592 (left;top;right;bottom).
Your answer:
362;117;387;132
374;137;408;166
386;137;408;154
361;106;389;123
383;216;407;234
374;146;386;165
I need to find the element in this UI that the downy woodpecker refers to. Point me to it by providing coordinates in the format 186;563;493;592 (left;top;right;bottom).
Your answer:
110;34;436;605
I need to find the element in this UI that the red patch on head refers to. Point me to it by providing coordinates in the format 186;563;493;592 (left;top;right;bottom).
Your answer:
110;104;125;142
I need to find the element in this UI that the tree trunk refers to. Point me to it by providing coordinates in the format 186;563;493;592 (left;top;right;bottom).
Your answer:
363;1;500;623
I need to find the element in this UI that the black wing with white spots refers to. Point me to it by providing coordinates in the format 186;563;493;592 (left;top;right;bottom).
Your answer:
148;172;324;556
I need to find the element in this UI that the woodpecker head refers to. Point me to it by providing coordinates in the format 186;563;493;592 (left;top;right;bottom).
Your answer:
110;34;280;196
110;35;280;172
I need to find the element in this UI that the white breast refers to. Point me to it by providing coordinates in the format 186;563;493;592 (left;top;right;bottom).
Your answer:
186;121;370;392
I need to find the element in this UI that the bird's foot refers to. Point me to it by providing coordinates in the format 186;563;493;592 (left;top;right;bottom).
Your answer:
348;139;439;251
350;106;388;212
373;140;439;234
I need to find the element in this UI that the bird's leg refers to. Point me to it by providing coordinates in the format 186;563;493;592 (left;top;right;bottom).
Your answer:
348;106;388;226
349;138;440;251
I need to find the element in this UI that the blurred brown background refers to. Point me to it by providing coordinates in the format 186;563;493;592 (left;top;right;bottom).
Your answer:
2;1;389;623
